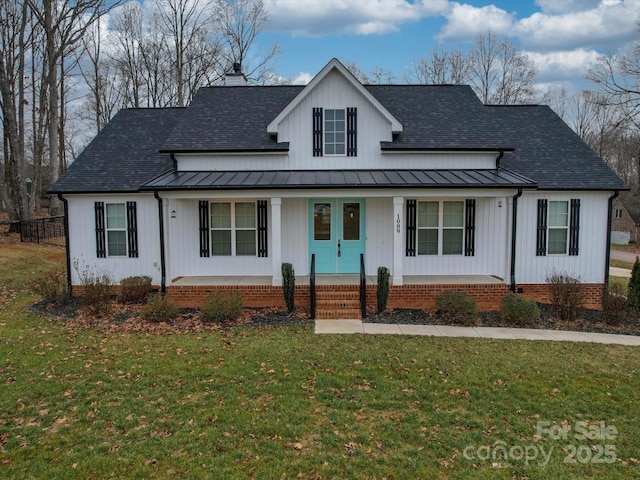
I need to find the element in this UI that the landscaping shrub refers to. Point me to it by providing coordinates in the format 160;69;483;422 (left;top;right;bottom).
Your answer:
603;282;628;326
628;257;640;311
141;293;179;323
546;272;583;322
377;266;390;313
500;292;540;327
200;291;243;323
73;257;113;315
117;276;153;304
31;270;67;304
282;263;295;312
435;290;477;326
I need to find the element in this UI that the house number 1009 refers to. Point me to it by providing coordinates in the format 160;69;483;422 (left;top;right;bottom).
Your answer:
396;214;401;233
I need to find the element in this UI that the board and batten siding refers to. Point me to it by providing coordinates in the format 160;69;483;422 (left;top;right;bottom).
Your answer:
165;198;272;280
402;197;509;278
514;191;610;284
66;194;162;285
281;198;309;274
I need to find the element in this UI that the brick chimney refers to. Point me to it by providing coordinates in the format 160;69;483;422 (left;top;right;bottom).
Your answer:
225;63;248;86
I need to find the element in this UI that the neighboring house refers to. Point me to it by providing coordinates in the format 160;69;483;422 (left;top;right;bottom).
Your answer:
612;191;640;244
49;59;627;317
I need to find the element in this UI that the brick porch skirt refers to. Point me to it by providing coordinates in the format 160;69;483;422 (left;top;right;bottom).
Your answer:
161;282;605;311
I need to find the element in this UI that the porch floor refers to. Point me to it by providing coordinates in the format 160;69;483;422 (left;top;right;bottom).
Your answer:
170;274;504;286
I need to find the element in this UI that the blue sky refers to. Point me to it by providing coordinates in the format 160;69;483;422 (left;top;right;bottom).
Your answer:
257;0;640;89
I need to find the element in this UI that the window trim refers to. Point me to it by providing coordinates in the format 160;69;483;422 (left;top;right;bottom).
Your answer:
209;201;258;257
105;202;128;257
547;200;569;256
416;199;465;256
323;107;347;157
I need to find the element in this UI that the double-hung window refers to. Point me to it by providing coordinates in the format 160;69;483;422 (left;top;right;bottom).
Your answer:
95;201;138;258
211;201;256;256
547;201;569;255
106;203;127;256
536;198;580;256
324;108;346;155
417;200;465;255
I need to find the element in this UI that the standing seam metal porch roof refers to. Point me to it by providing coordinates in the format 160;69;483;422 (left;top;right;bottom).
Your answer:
140;168;536;191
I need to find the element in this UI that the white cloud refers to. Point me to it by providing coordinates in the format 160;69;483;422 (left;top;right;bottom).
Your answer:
525;48;601;82
437;3;515;41
264;0;449;36
515;0;640;50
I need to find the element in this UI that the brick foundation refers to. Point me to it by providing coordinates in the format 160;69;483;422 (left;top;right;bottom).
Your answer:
71;281;605;312
515;283;604;311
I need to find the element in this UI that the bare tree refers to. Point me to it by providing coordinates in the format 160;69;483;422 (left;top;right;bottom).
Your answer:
0;0;29;220
29;0;121;215
216;0;278;84
343;61;370;84
469;32;537;104
405;50;469;84
587;23;640;128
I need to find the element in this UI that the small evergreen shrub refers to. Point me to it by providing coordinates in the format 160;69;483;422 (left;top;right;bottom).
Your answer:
200;291;243;323
435;290;477;326
377;266;390;313
603;282;627;326
117;276;153;304
546;272;583;322
282;263;295;312
627;257;640;311
31;270;67;303
141;294;179;323
500;292;540;327
73;257;113;315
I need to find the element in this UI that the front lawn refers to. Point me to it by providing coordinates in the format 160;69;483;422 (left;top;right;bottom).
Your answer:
2;240;640;479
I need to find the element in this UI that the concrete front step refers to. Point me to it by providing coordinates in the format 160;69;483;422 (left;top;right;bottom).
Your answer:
316;308;362;320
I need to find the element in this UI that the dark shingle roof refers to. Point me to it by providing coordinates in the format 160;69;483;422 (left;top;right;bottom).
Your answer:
367;85;511;150
618;190;640;223
493;105;628;190
50;108;183;193
160;86;301;152
50;82;627;194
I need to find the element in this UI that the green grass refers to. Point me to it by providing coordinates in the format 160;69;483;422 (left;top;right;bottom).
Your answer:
2;243;640;478
610;276;630;291
610;259;634;270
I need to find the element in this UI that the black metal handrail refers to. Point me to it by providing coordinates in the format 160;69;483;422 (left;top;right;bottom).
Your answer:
359;253;366;318
310;254;316;320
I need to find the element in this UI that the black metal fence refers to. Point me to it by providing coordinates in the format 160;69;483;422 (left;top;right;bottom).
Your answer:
15;216;65;246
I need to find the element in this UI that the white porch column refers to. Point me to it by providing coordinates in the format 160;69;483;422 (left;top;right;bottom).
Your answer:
271;197;282;286
393;196;404;286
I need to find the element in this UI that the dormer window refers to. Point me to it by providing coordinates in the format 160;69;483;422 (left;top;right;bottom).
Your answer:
325;109;346;155
313;107;357;157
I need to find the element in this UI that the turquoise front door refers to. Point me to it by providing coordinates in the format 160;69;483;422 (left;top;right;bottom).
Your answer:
309;199;365;273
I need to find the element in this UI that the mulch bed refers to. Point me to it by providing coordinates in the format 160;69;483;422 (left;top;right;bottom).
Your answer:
32;296;640;337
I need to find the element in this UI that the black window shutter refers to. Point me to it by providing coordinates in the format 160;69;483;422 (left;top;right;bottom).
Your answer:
536;199;548;256
199;200;210;257
257;200;268;257
406;199;417;256
347;107;357;157
312;107;323;157
95;201;106;258
569;198;580;256
126;201;138;258
465;199;476;257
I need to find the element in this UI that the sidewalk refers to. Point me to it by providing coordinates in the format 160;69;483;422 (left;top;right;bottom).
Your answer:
315;320;640;346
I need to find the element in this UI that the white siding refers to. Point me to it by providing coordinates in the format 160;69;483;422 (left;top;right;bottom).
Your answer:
281;198;309;274
402;197;508;277
165;198;271;280
67;194;162;285
514;191;609;284
365;198;394;273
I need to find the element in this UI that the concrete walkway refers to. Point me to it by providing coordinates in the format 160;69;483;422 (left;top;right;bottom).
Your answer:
315;320;640;346
610;266;632;278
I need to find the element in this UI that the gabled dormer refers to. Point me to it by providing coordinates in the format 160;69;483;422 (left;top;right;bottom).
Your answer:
267;58;403;163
